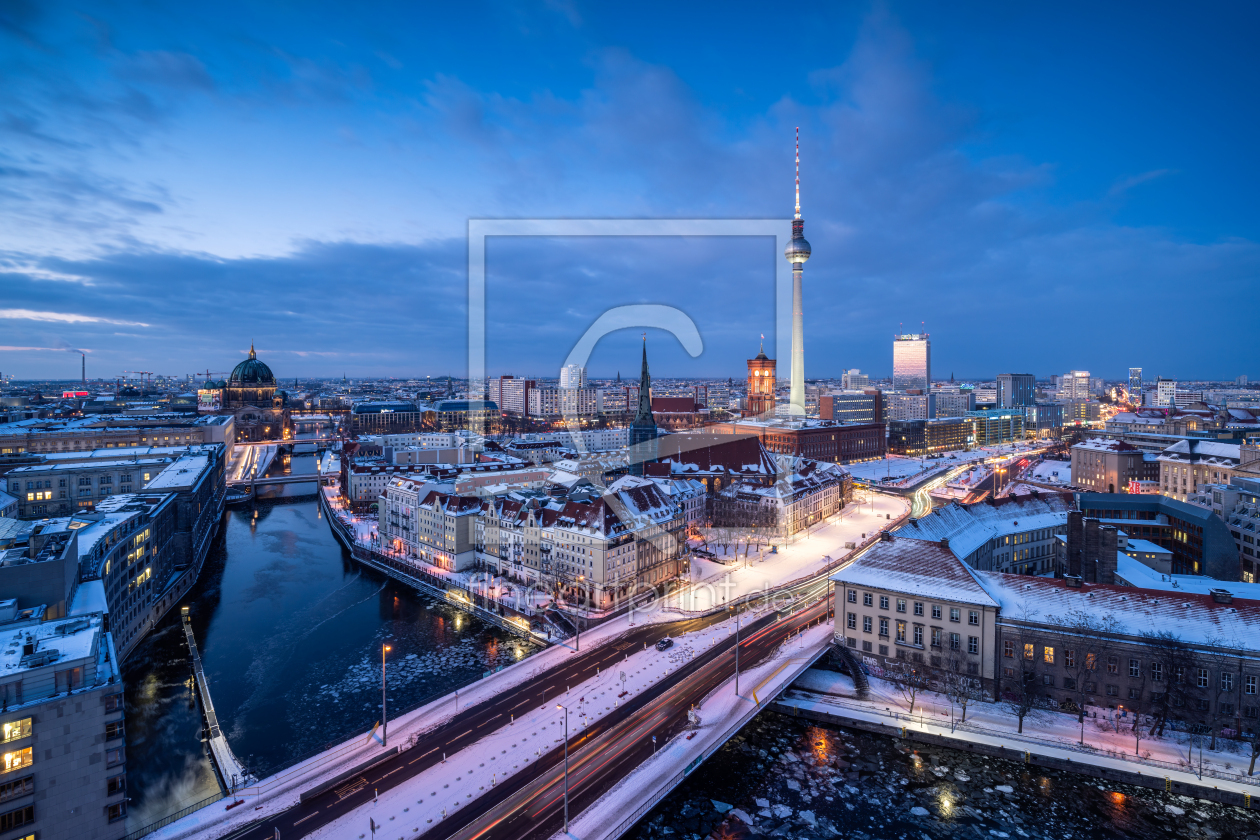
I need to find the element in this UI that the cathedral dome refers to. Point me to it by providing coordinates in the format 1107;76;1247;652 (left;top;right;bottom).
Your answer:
229;344;276;386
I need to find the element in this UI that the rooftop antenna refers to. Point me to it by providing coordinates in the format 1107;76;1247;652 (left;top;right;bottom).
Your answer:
794;126;801;221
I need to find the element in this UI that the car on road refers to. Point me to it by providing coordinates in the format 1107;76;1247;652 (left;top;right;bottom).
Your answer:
655;637;673;651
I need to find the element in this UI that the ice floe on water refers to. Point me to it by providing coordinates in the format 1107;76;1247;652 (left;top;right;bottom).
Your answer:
622;709;1260;840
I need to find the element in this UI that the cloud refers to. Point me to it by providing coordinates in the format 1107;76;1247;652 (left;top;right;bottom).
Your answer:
114;50;215;91
0;346;79;352
0;7;1254;380
0;308;150;326
1108;169;1174;197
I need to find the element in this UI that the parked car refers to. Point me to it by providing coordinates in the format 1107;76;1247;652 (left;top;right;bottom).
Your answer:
655;637;674;651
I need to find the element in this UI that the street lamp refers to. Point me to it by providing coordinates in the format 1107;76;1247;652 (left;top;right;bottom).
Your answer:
556;703;570;833
381;644;391;747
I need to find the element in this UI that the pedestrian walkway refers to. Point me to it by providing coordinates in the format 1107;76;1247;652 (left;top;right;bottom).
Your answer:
183;611;253;793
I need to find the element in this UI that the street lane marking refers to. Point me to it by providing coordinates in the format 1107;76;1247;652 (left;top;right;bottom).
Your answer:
293;811;320;826
380;766;403;779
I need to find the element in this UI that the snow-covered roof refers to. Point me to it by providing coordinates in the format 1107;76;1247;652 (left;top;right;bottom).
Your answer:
69;579;107;617
1123;538;1170;555
977;572;1260;650
830;538;1000;608
143;454;211;490
893;494;1073;561
1071;438;1140;454
0;611;104;673
1157;439;1241;466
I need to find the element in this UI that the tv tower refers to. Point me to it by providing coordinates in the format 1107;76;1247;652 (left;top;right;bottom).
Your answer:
784;127;811;416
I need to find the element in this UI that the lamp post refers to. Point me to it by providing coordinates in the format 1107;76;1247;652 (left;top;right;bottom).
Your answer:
556;703;570;832
381;644;391;747
575;576;584;652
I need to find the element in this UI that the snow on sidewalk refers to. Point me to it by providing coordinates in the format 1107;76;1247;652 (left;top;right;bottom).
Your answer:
780;669;1260;797
148;604;696;840
305;616;751;839
664;494;909;614
558;624;835;840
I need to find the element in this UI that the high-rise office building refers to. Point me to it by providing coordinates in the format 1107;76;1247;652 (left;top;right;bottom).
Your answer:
892;333;931;392
1156;377;1177;407
559;364;586;389
995;373;1035;408
841;369;869;390
1060;370;1091;401
1128;368;1143;399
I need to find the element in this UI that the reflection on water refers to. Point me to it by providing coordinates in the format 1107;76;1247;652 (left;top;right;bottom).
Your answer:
628;711;1258;840
122;443;539;830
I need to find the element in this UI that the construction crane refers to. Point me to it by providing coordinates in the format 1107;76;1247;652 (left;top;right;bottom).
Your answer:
193;369;228;384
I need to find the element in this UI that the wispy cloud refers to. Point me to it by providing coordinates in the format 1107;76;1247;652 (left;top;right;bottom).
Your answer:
0;309;150;326
1109;169;1174;197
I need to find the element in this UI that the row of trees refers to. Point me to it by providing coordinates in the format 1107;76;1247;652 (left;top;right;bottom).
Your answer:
882;607;1260;775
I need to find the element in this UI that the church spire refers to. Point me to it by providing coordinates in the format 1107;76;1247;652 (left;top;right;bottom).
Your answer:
629;334;659;475
249;341;256;360
634;333;653;424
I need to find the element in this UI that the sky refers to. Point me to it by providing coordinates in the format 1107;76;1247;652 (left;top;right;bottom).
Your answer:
1;1;1258;384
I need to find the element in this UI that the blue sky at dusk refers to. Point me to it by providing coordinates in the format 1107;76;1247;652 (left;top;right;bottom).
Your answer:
1;2;1257;382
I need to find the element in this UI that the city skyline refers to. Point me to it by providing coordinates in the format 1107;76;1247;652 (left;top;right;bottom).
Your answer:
3;4;1259;381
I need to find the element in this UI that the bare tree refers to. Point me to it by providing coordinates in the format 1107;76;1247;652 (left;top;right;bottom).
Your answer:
1045;609;1122;742
1141;630;1203;737
1000;613;1047;734
1201;634;1244;751
1250;732;1259;777
887;661;930;715
943;651;984;730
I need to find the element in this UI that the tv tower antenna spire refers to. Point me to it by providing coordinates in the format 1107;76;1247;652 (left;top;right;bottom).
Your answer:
794;126;801;221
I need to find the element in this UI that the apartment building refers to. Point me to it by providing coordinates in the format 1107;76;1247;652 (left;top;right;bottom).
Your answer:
1070;438;1158;494
0;414;233;456
0;608;125;840
892;493;1072;576
6;457;174;518
831;536;1000;693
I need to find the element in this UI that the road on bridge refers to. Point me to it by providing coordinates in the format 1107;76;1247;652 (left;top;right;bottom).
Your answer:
448;598;830;840
230;610;732;839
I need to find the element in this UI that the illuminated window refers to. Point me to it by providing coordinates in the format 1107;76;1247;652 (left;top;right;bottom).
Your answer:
0;721;29;744
1;748;31;774
1023;643;1034;660
1043;646;1054;665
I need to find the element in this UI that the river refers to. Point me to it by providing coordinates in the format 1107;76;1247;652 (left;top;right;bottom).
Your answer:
121;445;541;831
626;708;1260;840
121;448;1257;839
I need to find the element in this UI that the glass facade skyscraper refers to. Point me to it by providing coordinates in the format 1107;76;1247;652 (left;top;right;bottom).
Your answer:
892;333;931;391
1128;367;1142;398
996;373;1035;408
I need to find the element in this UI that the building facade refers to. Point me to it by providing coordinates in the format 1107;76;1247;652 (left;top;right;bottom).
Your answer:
892;334;931;392
819;391;883;425
831;538;1000;694
746;343;776;418
0;609;126;840
487;377;535;417
888;418;975;456
1070;438;1157;494
996;374;1036;409
1077;492;1240;579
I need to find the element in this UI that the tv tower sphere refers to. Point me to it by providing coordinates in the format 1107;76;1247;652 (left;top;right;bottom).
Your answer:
784;226;811;263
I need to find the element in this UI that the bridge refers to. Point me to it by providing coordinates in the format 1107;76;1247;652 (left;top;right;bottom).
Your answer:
182;609;253;794
148;591;835;840
143;490;913;840
225;474;328;488
231;438;339;447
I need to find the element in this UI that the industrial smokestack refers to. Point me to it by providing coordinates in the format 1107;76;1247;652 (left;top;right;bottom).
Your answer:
81;353;86;383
